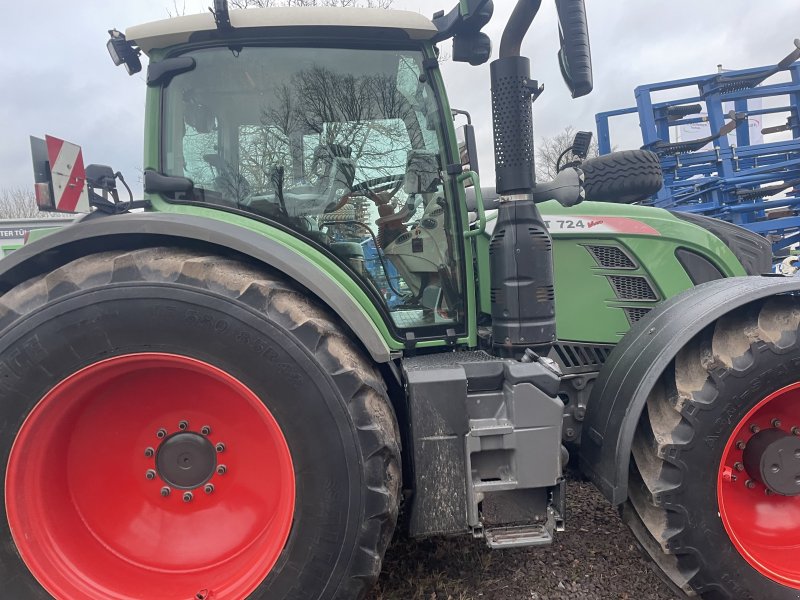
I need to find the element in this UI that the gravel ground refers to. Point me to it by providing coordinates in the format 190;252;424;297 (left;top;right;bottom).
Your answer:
368;478;679;600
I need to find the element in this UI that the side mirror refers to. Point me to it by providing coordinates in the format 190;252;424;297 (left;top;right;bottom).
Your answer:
452;32;493;66
554;0;593;98
85;164;117;192
456;124;480;176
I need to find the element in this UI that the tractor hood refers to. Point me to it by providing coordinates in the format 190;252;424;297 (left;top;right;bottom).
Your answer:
126;7;439;55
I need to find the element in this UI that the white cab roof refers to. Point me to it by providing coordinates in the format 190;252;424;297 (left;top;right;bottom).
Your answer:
127;7;438;55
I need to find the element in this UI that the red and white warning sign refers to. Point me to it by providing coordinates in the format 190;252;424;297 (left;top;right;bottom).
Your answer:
44;135;90;213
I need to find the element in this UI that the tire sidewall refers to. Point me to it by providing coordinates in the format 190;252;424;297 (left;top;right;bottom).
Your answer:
0;284;365;600
672;343;800;599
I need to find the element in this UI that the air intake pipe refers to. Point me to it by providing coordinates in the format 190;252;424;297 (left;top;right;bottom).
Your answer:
489;0;554;358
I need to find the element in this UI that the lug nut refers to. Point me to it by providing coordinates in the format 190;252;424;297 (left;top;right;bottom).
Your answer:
736;440;746;450
772;418;782;428
734;462;744;472
216;464;227;475
183;492;193;503
204;483;215;494
770;464;781;473
144;447;155;458
200;426;212;436
156;428;168;439
750;424;761;434
178;420;189;431
145;469;157;480
746;480;756;489
765;489;774;496
722;466;734;483
161;487;171;497
215;442;226;453
792;426;800;436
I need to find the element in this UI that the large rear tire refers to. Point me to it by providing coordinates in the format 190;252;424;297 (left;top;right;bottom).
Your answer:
0;247;400;600
624;298;800;599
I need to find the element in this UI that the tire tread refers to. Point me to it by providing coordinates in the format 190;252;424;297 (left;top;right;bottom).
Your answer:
0;247;400;600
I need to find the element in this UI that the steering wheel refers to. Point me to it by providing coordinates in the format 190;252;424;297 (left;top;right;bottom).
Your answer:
351;175;405;201
327;175;405;214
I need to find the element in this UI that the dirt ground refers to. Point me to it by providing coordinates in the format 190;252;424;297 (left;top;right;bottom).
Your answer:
368;479;679;600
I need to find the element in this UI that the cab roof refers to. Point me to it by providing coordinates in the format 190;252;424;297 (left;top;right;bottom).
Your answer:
126;7;439;55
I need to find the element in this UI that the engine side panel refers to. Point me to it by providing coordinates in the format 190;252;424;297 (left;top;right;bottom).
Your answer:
542;201;746;344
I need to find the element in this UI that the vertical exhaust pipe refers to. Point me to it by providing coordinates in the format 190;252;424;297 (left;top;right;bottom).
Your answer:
489;0;555;357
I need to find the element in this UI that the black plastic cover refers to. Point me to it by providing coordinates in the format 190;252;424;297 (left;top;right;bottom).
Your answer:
675;248;725;284
672;211;772;276
490;199;555;355
432;0;494;43
144;170;194;195
147;56;196;87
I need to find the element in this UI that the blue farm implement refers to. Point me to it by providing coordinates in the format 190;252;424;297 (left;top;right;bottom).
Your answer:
596;40;800;252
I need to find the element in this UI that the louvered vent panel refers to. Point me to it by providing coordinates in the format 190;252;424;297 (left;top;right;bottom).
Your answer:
624;307;653;324
608;276;658;300
587;245;636;269
551;343;613;370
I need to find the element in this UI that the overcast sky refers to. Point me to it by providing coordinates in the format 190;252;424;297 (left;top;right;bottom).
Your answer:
1;0;798;195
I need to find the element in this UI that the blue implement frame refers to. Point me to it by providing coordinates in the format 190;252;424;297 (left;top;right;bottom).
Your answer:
596;43;800;252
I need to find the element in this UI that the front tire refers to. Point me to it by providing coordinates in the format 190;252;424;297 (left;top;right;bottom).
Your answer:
0;247;400;600
625;297;800;599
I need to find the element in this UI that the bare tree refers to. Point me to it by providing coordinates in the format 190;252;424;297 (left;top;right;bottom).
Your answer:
169;1;394;23
230;0;393;8
536;126;600;181
0;188;61;219
166;0;188;17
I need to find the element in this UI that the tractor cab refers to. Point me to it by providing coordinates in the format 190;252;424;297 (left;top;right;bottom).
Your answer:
128;7;470;334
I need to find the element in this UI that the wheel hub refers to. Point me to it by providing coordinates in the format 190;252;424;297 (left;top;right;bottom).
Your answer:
156;431;217;490
743;428;800;496
5;353;295;600
718;381;800;588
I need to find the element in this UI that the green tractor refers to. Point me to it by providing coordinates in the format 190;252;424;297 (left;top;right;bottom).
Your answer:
5;1;797;599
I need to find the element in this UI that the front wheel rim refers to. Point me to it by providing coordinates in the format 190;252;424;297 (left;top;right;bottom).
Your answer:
6;352;295;600
718;381;800;588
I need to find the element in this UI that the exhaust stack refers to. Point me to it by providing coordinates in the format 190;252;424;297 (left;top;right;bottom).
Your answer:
489;0;554;357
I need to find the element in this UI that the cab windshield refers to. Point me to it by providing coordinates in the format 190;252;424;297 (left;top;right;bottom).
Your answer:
162;46;465;332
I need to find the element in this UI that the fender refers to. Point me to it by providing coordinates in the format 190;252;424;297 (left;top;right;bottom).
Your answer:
0;212;392;363
580;274;800;505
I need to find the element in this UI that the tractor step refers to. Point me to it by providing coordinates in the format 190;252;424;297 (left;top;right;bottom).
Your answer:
484;523;553;549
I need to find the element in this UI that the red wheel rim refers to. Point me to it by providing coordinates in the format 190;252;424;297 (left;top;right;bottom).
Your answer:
718;382;800;588
6;353;295;600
